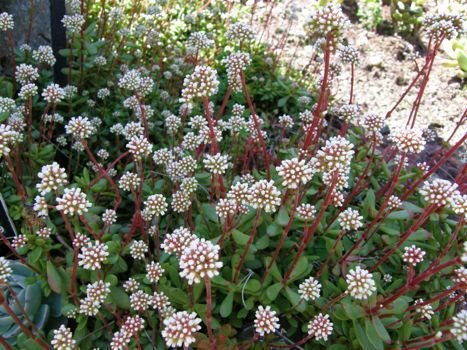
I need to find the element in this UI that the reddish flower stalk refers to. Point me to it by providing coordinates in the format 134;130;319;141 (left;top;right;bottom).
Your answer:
4;155;26;204
403;332;453;350
90;151;130;186
302;34;332;152
433;291;464;313
385;37;433;119
427;215;464;270
70;246;80;305
0;335;13;350
233;208;262;283
446;109;466;144
202;97;219;154
239;72;271;179
407;283;462;312
83;141;121;210
401;133;467;201
215;87;232;119
349;62;355;104
6;284;48;342
316;229;346;278
406;38;443;128
323;135;377;232
262;189;300;282
0;290;49;349
68;33;75;84
283;174;338;284
341;152;407;263
370;257;461;314
204;277;217;350
6;31;16;90
370;203;437;272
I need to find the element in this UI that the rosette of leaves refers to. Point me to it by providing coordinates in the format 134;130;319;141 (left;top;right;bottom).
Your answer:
0;261;62;345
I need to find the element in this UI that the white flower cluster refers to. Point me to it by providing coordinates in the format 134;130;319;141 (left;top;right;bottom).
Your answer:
225;51;251;91
0;257;12;284
248;180;281;213
0;12;13;31
33;45;56;66
277;157;314;189
203;153;231;175
391;128;426;154
62;13;85;33
311;136;354;191
423;13;464;40
403;245;426;266
298;276;321;301
345;266;376;300
162;311;202;348
186;31;214;54
56;187;92;216
307;313;333;341
226;22;254;44
419;179;459;206
78;241;109;270
180;65;219;103
338;208;363;231
51;325;76;350
0;124;19;158
179;238;223;284
16;64;39;85
254;305;280;336
37;162;68;195
66;116;95;139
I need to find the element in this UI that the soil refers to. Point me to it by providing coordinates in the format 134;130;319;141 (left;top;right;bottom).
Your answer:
252;0;466;146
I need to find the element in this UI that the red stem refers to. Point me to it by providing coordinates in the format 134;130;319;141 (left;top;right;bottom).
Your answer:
262;189;300;282
233;209;261;283
240;72;271;180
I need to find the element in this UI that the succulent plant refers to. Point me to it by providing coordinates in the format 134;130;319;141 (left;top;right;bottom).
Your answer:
0;261;61;345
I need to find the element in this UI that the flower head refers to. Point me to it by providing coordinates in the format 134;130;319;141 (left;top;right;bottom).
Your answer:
451;309;467;343
78;241;109;270
127;136;152;160
203;153;231;175
254;305;280;336
391;128;425;154
419;179;458;206
146;261;164;283
37;162;68;195
226;22;254;44
144;194;168;217
62;14;85;33
66;116;94;139
51;325;76;350
162;227;197;257
307;313;333;341
56;187;92;216
130;240;148;260
181;65;219;103
248;180;281;213
345;266;376;300
179;238;223;284
42;83;65;104
298;276;321;301
277;157;314;189
338;208;363;231
162;311;202;348
0;12;13;32
403;245;426;266
0;257;12;284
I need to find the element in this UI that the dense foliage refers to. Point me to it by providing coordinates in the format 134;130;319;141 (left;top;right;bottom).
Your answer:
0;1;465;349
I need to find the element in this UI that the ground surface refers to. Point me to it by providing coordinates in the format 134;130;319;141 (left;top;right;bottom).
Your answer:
252;0;466;144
